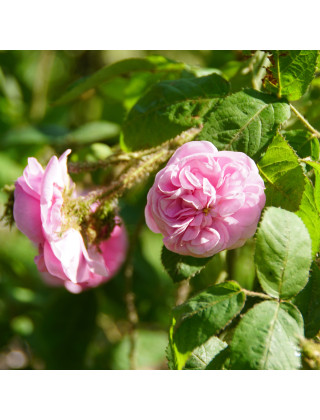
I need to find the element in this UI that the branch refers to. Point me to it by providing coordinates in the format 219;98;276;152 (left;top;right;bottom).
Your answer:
88;126;203;204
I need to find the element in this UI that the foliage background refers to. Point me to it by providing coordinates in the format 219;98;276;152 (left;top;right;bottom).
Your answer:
0;50;319;369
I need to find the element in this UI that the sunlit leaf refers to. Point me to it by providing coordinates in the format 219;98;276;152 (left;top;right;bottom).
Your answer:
184;336;227;370
171;281;245;368
264;50;319;101
230;301;304;369
257;133;305;211
283;129;319;161
296;179;320;257
255;207;312;299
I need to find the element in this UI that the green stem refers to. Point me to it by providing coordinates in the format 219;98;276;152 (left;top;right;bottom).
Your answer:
290;104;320;138
175;280;191;306
226;249;237;280
242;288;272;300
276;51;282;98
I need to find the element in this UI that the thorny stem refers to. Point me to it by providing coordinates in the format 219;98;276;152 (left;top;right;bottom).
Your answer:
68;147;163;174
68;126;202;175
290;104;320;138
86;126;203;205
68;153;132;173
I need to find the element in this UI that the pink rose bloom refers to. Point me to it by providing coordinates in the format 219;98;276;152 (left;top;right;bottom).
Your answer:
40;223;128;294
13;150;127;293
145;141;266;258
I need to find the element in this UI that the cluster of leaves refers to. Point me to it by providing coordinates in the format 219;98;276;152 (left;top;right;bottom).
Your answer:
1;50;320;369
167;207;316;369
153;50;320;370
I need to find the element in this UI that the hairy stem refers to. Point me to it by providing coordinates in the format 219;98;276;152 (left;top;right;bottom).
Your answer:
88;126;203;205
242;288;272;300
290;104;320;138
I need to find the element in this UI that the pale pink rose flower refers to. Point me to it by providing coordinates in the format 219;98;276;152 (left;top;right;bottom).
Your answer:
38;223;128;293
145;141;266;258
13;150;128;292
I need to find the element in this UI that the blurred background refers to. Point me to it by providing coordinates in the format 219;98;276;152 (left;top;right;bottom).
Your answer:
0;51;317;369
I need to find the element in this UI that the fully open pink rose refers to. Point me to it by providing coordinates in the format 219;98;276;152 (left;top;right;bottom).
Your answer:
145;141;266;257
13;150;127;293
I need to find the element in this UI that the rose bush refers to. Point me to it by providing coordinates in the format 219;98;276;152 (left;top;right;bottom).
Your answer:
145;141;266;257
13;149;127;293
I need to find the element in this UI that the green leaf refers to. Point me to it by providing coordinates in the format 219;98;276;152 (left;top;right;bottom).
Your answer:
257;133;305;211
2;126;50;147
167;318;188;370
200;89;290;159
161;246;213;283
63;121;120;145
99;67;198;111
284;129;320;160
53;56;188;106
184;336;228;370
294;263;320;338
264;51;319;101
255;207;312;299
206;347;230;370
121;73;230;151
301;160;320;214
230;301;304;370
172;281;245;367
296;179;320;257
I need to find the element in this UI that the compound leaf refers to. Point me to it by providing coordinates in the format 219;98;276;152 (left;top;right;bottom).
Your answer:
171;281;245;368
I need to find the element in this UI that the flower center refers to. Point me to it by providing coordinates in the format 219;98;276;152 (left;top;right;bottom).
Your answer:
202;207;210;215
